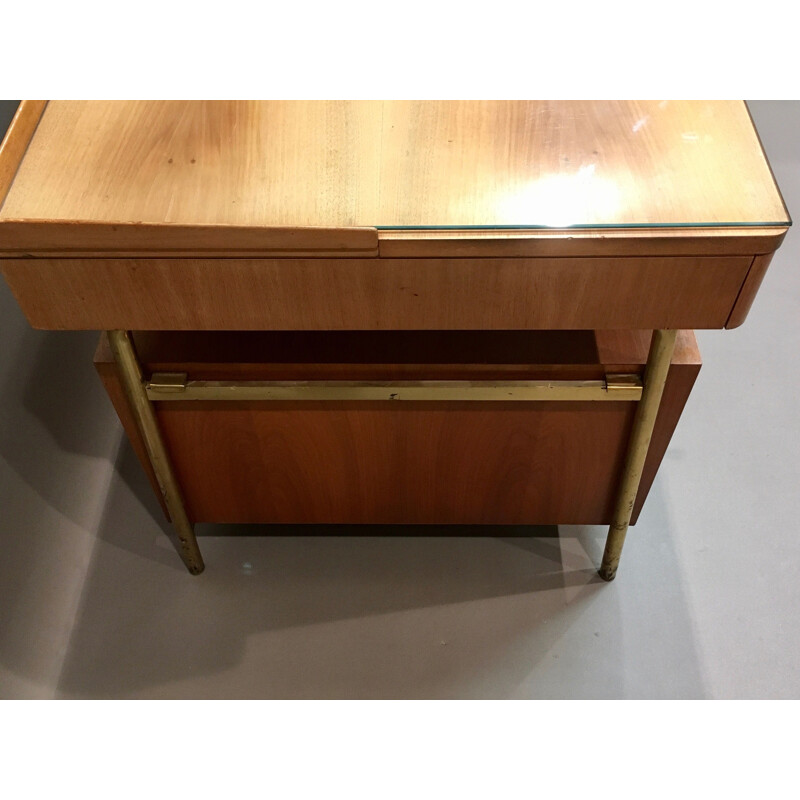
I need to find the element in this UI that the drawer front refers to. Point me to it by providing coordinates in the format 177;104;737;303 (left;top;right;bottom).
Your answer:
5;255;751;330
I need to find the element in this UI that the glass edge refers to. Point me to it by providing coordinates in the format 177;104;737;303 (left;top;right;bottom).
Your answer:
376;221;791;231
744;101;794;229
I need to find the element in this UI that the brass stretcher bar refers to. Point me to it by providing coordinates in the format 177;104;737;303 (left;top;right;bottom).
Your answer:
145;375;644;402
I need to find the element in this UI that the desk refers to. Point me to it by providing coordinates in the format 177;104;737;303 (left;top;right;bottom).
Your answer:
0;101;789;579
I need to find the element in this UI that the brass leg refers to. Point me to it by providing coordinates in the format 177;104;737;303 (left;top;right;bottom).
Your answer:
107;330;205;575
599;329;677;581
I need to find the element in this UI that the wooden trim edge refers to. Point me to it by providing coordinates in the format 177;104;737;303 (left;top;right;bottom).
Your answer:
725;252;776;329
0;220;380;256
0;100;48;212
378;227;789;258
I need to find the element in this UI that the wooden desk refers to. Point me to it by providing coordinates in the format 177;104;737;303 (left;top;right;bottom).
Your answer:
0;100;789;579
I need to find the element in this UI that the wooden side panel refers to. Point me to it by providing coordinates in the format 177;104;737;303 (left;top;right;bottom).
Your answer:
4;255;751;330
633;361;700;522
597;329;702;523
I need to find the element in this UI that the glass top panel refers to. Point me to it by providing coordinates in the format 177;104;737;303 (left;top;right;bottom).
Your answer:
2;100;790;230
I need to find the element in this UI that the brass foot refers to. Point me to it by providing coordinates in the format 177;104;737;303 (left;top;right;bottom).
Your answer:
598;566;617;582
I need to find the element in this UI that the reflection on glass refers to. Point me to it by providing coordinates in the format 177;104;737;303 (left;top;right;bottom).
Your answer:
499;164;621;228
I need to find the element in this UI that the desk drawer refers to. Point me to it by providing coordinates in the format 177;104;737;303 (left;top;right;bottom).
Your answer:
5;255;752;330
95;330;701;526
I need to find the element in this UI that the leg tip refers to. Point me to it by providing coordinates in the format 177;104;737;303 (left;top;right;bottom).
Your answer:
598;566;617;582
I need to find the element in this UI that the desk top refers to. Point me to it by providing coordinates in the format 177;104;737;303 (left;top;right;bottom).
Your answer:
0;101;790;331
0;101;790;252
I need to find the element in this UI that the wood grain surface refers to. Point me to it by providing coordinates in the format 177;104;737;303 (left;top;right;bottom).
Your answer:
725;253;775;328
160;402;638;525
3;255;752;330
94;329;700;526
1;101;788;230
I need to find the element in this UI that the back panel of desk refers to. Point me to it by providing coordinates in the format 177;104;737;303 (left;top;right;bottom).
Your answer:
94;330;701;526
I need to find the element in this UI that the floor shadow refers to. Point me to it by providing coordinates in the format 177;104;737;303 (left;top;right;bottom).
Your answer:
0;284;124;695
0;300;119;528
52;437;611;697
50;415;710;699
0;101;19;136
560;491;709;698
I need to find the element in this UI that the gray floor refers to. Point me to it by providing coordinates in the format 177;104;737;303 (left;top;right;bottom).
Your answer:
0;101;797;699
